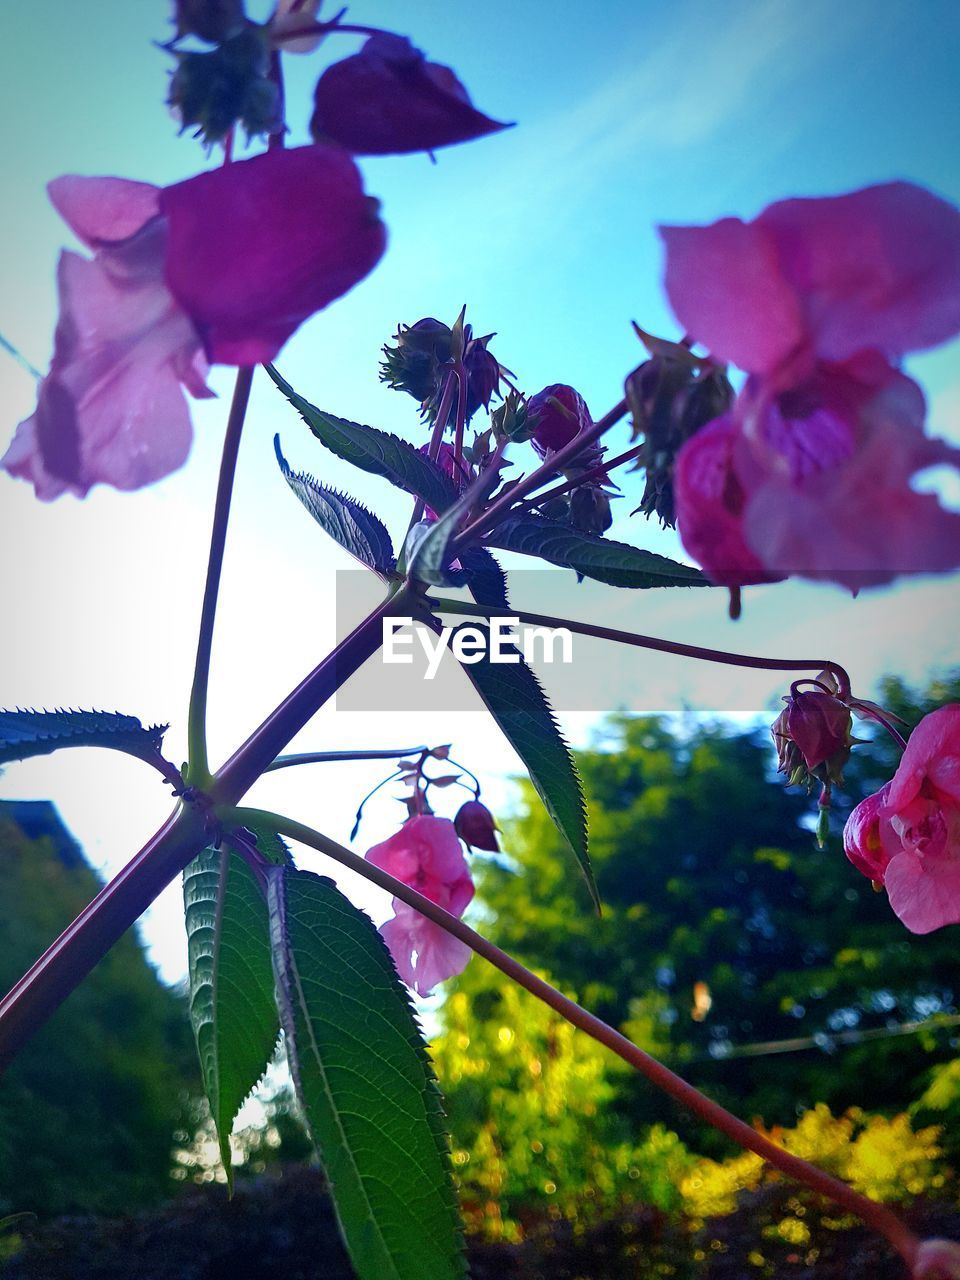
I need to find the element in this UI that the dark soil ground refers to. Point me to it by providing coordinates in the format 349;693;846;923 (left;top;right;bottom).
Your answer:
3;1166;958;1280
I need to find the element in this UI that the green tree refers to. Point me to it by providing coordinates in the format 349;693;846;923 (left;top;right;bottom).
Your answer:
0;803;199;1215
445;674;960;1148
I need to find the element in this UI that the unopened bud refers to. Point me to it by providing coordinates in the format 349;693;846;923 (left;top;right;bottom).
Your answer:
175;0;247;43
454;800;499;852
570;484;613;534
380;318;454;411
772;690;852;785
527;384;592;456
914;1239;960;1279
169;28;280;145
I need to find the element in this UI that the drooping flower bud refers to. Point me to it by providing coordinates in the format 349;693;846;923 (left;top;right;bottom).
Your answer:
570;483;614;534
168;28;281;146
174;0;247;43
462;335;501;420
311;33;509;156
454;799;499;852
380;318;454;410
774;689;853;776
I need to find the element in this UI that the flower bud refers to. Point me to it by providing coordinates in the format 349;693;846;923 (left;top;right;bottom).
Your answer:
175;0;247;43
380;318;454;409
527;384;592;457
772;689;853;781
168;28;280;146
454;800;499;852
463;336;500;420
627;352;733;528
570;484;613;534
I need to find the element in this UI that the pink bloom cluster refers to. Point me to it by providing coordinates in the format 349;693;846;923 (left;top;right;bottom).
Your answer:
663;183;960;590
844;705;960;934
366;814;475;996
4;146;384;499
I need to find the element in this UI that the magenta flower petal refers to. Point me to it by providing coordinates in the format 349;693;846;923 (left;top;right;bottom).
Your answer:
884;848;960;934
660;218;806;376
843;784;893;882
3;246;205;498
47;174;161;248
311;34;509;156
758;182;960;363
159;145;386;365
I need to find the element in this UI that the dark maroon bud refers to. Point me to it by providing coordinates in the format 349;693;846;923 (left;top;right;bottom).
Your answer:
527;384;592;457
463;336;501;420
310;33;511;156
570;484;613;534
772;689;853;791
175;0;247;43
454;800;499;852
168;28;280;146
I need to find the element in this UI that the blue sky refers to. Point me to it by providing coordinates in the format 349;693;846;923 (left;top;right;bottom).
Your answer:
1;0;958;983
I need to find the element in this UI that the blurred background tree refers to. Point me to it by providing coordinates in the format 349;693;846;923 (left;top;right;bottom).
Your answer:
434;671;960;1217
0;801;199;1216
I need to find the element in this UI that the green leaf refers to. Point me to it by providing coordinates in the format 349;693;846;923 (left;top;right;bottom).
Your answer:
454;625;596;908
183;840;285;1181
0;708;170;771
487;514;710;588
459;546;509;608
274;436;395;576
267;867;465;1280
266;364;458;516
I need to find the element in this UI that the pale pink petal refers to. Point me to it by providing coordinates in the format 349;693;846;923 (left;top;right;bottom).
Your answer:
48;175;161;248
410;923;472;996
3;248;202;497
888;706;960;811
660;218;806;375
744;420;960;590
379;914;419;989
759;182;960;363
271;0;324;53
160;145;386;365
884;849;960;934
365;829;420;883
673;415;785;587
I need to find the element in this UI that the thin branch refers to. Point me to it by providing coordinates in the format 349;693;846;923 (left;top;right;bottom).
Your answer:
429;596;854;700
266;746;429;773
226;805;922;1273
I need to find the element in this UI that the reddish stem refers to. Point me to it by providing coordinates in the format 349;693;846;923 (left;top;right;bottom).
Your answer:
431;597;853;700
458;397;628;542
233;807;922;1274
517;440;643;510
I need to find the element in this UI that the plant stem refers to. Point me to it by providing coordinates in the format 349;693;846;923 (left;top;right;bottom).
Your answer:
518;440;644;511
407;371;458;531
457;396;628;543
227;807;922;1273
186;367;254;783
266;745;429;772
430;596;853;699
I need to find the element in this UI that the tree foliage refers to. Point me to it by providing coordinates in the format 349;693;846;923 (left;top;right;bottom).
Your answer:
0;805;198;1215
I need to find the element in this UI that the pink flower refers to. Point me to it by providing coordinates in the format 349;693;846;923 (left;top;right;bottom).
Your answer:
914;1239;960;1279
366;814;475;995
4;146;385;499
843;706;960;933
311;33;509;156
663;183;960;590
